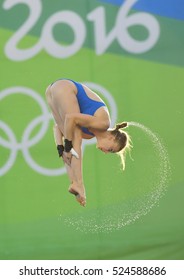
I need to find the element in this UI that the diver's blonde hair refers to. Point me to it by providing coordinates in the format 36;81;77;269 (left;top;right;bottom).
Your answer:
110;122;132;170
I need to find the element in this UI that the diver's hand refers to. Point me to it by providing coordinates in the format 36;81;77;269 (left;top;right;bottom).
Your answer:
62;148;79;165
62;151;72;165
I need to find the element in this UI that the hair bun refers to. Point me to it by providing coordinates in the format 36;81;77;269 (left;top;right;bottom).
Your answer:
116;122;128;130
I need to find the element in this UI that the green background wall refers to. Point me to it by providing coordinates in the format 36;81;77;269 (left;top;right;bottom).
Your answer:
0;0;184;259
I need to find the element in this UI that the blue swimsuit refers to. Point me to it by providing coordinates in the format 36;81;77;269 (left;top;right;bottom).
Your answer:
71;80;106;135
52;79;106;136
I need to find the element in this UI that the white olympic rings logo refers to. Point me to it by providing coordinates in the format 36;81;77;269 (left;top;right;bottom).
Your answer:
0;83;117;176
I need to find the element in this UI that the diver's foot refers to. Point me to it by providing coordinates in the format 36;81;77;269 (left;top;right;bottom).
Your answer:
68;188;78;196
75;193;86;207
68;184;86;207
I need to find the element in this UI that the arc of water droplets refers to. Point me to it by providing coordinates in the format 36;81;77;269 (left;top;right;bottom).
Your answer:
128;121;171;198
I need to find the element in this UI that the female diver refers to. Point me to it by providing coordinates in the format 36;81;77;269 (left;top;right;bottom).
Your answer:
45;79;131;207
